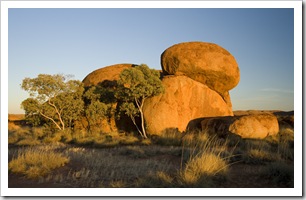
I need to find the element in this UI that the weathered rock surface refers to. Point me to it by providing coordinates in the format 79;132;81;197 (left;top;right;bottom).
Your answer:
229;113;279;139
234;110;294;130
198;113;279;139
161;42;240;99
82;64;136;87
143;75;233;135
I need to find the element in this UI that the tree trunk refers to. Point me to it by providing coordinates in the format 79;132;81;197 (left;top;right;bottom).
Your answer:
58;114;65;130
131;116;144;138
135;97;147;139
139;99;147;139
48;99;65;130
39;112;63;130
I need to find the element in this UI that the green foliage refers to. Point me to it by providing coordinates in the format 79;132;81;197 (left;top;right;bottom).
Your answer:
117;65;164;101
116;64;164;138
21;74;84;130
82;86;110;132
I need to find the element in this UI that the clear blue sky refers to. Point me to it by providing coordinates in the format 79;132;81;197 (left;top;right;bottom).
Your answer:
8;8;294;114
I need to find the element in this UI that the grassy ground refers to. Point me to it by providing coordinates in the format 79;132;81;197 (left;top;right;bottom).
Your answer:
8;114;294;188
9;128;294;188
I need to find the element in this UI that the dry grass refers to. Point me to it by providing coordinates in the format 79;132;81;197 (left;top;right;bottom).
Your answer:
7;144;181;187
233;124;294;165
9;147;69;179
178;132;231;187
180;153;228;186
8;120;294;188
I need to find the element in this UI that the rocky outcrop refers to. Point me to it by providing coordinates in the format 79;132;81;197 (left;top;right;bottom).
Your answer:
82;64;136;87
143;75;233;134
161;42;240;102
81;42;240;136
143;41;239;135
198;113;279;139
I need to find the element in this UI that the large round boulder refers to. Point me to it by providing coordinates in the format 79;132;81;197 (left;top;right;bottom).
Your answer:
82;64;136;87
161;42;240;96
229;113;279;139
200;113;279;139
143;75;233;135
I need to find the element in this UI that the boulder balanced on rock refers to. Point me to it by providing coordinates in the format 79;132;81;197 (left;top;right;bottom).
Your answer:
81;42;241;136
161;42;240;102
143;41;240;135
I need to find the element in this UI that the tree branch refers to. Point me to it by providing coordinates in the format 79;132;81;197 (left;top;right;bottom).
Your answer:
39;111;62;130
48;98;65;130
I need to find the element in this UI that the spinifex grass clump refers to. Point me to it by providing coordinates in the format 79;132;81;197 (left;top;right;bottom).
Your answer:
180;153;228;186
179;132;231;187
9;147;69;179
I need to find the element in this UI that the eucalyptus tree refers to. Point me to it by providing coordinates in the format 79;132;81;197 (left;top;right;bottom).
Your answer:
116;64;164;138
21;74;84;131
82;86;108;132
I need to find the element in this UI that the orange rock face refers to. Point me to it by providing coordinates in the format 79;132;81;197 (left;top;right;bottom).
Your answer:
143;76;233;134
82;64;135;87
161;42;240;97
229;113;279;139
200;113;279;139
81;42;241;136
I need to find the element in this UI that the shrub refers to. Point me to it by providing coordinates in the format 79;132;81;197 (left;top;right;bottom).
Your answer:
9;147;69;179
8;127;47;145
16;138;41;146
42;130;64;144
119;134;139;145
8;131;19;144
31;127;46;139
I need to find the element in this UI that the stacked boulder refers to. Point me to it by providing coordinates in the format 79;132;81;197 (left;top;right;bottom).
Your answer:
143;42;240;134
83;64;134;87
81;42;282;139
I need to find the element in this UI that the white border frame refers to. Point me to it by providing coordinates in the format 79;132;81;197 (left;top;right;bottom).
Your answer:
1;1;302;197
